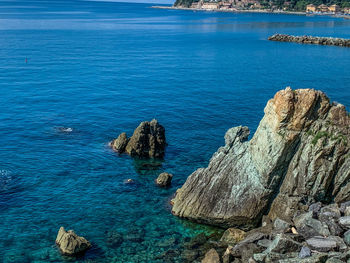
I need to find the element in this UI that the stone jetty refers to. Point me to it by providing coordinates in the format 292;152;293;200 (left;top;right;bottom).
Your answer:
268;34;350;47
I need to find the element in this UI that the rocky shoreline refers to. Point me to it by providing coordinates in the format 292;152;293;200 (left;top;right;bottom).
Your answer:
168;87;350;262
268;34;350;47
151;5;306;15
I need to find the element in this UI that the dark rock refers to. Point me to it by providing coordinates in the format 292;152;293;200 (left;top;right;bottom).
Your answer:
273;218;290;232
155;172;173;187
309;202;322;216
299;246;311;259
184;233;208;249
264;233;302;254
306;236;338;252
106;231;123;248
293;211;330;239
181;249;199;262
268;34;350;48
339;201;350;214
55;227;91;256
111;119;166;158
201;248;220;263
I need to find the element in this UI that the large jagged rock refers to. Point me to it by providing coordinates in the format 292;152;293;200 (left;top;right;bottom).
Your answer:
172;87;350;229
110;119;166;158
55;227;91;256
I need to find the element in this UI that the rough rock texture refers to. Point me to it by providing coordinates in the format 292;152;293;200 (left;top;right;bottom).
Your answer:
55;227;91;256
201;248;221;263
172;88;350;228
268;34;350;47
110;119;166;158
220;228;247;245
156;172;173;187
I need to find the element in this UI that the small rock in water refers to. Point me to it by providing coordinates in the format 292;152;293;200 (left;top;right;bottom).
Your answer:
155;172;173;187
55;226;91;256
123;178;135;184
299;246;311;258
58;127;73;133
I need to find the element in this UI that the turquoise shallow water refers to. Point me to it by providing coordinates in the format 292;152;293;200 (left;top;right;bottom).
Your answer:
0;1;350;262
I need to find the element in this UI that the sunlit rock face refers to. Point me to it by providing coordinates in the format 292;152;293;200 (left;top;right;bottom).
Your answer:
172;87;350;229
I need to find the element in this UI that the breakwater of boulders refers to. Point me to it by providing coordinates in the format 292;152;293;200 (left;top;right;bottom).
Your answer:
268;34;350;47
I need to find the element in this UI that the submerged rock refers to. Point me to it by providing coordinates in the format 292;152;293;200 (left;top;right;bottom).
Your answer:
110;119;166;158
55;227;91;256
172;88;350;229
156;172;173;187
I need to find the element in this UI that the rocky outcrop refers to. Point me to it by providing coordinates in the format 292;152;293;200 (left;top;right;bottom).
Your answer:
172;88;350;229
55;227;91;256
110;119;166;158
268;34;350;47
156;172;173;187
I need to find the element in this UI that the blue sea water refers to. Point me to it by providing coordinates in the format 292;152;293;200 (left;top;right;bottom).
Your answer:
0;0;350;262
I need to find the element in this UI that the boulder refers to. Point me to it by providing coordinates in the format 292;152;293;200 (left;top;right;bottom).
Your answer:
299;246;311;259
339;216;350;229
110;132;129;153
55;227;91;256
155;172;173;187
264;233;302;254
293;211;330;239
111;119;166;158
306;236;337;252
172;88;350;228
273;218;290;232
220;228;247;245
201;248;220;263
343;230;350;246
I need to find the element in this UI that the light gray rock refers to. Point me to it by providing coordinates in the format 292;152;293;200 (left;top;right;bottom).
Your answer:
155;172;173;187
339;216;350;229
172;88;350;228
344;207;350;216
55;227;91;256
306;236;338;252
299;246;311;258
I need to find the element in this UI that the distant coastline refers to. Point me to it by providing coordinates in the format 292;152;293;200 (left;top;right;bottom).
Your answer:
152;5;350;18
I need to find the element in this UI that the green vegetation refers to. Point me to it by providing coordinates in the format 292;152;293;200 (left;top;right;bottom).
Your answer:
311;131;330;145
